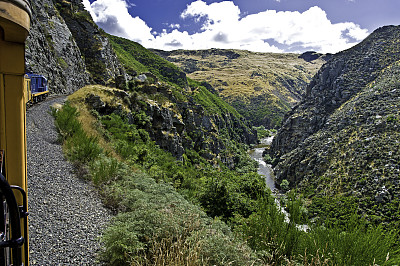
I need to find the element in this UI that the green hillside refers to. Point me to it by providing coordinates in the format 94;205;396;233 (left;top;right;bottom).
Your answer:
271;26;400;228
154;49;327;128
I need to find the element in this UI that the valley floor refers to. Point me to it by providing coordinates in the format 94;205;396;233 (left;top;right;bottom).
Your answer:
26;96;112;265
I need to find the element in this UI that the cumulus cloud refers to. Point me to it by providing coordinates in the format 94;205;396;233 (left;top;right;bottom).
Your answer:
83;0;369;53
83;0;155;45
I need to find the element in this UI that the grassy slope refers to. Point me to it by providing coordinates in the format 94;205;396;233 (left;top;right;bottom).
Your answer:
155;49;325;128
108;34;188;88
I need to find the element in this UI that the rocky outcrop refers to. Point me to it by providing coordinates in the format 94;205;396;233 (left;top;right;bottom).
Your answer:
25;0;128;94
270;26;400;225
85;82;257;167
54;0;127;88
139;83;256;165
25;0;90;94
298;51;332;63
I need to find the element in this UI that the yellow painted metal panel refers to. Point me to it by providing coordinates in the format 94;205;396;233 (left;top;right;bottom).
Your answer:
0;1;30;42
0;39;25;74
0;73;5;152
4;74;26;191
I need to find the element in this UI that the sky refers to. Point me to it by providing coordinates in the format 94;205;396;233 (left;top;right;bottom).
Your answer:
83;0;400;54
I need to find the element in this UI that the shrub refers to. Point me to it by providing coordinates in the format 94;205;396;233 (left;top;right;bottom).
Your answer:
101;171;259;265
64;131;101;163
90;155;127;186
235;195;300;264
236;195;400;265
280;179;290;192
52;102;82;141
53;103;102;164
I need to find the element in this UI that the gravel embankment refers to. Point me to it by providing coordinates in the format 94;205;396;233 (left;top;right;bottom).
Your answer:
27;96;112;265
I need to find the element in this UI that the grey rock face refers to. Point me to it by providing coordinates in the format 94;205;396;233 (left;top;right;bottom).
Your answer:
54;0;127;87
25;0;90;94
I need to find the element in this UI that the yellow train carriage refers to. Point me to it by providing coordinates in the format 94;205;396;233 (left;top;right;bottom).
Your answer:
0;0;32;264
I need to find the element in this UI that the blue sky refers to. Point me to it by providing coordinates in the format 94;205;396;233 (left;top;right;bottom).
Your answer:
83;0;400;53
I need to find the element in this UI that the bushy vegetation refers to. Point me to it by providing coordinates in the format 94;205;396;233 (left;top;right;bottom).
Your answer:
99;112;265;221
53;101;400;265
52;103;102;164
253;125;276;139
231;94;290;128
236;194;400;265
53;102;264;265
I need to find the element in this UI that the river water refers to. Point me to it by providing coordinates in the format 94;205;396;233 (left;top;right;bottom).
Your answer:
249;137;275;191
249;138;309;231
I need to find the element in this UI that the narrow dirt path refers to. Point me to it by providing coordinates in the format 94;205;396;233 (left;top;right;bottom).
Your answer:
26;96;112;265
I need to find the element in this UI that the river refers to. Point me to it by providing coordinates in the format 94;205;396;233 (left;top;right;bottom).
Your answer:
249;137;275;191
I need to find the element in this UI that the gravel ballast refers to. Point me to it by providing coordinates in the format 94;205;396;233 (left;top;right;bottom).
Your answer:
27;96;112;265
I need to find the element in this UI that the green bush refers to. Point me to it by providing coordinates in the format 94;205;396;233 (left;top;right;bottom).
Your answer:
52;102;82;141
101;171;259;265
53;103;102;163
64;131;101;163
280;179;290;192
90;155;127;186
302;216;400;265
236;194;400;265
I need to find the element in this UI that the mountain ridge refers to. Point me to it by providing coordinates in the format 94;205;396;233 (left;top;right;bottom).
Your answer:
153;48;327;128
270;25;400;226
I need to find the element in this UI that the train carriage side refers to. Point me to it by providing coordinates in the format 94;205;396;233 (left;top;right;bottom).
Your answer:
26;73;49;103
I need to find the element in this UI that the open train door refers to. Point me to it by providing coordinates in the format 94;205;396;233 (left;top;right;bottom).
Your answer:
0;0;32;265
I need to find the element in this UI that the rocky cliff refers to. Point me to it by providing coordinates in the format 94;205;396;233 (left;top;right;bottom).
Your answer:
54;0;127;87
26;0;89;94
271;26;400;225
84;79;257;168
25;0;126;94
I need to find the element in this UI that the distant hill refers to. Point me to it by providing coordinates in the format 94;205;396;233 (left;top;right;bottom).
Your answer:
271;25;400;226
153;49;327;128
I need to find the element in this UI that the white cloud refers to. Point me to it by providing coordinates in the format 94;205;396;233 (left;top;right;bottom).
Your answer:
169;24;181;29
84;0;369;54
84;0;155;45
